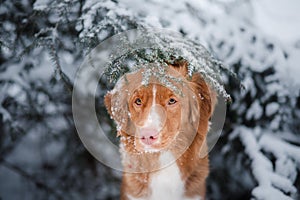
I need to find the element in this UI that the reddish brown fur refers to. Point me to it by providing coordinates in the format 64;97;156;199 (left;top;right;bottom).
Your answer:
105;62;216;199
128;84;181;151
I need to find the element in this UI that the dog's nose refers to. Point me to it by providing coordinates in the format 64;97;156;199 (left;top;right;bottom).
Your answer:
140;128;158;145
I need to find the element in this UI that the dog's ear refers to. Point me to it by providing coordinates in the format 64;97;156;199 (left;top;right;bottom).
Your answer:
104;92;113;117
105;89;128;122
192;74;215;120
208;86;217;117
170;60;217;118
104;81;134;136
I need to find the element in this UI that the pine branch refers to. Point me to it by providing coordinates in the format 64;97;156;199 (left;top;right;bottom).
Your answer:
18;26;73;92
232;126;298;200
47;41;73;92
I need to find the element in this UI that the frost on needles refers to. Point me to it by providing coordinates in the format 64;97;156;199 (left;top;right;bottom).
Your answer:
103;27;241;103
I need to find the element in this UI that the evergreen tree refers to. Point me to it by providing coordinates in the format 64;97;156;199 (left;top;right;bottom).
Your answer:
0;0;299;199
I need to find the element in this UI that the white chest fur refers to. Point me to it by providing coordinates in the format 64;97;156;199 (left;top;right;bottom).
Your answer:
149;151;185;200
127;151;201;200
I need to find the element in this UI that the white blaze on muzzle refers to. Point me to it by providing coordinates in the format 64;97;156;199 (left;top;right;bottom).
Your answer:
138;85;166;145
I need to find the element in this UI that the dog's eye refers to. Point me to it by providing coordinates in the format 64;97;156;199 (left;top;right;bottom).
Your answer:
134;98;142;106
168;98;177;105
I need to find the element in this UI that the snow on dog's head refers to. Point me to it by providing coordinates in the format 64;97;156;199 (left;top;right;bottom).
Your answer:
105;62;215;153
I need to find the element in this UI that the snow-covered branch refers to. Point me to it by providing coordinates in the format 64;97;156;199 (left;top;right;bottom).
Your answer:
231;126;298;200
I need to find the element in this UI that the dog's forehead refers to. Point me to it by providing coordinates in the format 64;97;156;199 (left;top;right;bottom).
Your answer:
132;84;176;97
111;66;188;101
155;84;174;94
133;85;153;93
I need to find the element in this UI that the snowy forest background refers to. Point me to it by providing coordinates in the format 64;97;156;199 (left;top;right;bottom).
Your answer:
0;0;300;199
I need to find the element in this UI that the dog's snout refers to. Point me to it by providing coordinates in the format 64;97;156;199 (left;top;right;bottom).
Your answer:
140;128;159;145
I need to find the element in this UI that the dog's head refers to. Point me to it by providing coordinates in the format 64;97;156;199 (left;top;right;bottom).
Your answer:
105;62;216;153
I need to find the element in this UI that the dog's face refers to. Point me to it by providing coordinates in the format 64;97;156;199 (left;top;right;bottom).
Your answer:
127;83;181;151
105;63;215;153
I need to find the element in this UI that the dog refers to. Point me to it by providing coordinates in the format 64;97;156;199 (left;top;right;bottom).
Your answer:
105;61;216;200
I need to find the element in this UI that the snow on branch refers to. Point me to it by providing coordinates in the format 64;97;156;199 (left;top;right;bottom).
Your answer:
103;27;242;103
77;0;137;53
231;126;298;200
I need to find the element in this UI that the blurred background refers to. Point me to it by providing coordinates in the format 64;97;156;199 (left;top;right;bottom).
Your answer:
0;0;299;199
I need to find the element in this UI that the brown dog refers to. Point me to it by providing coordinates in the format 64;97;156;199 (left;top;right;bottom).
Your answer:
105;61;216;200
